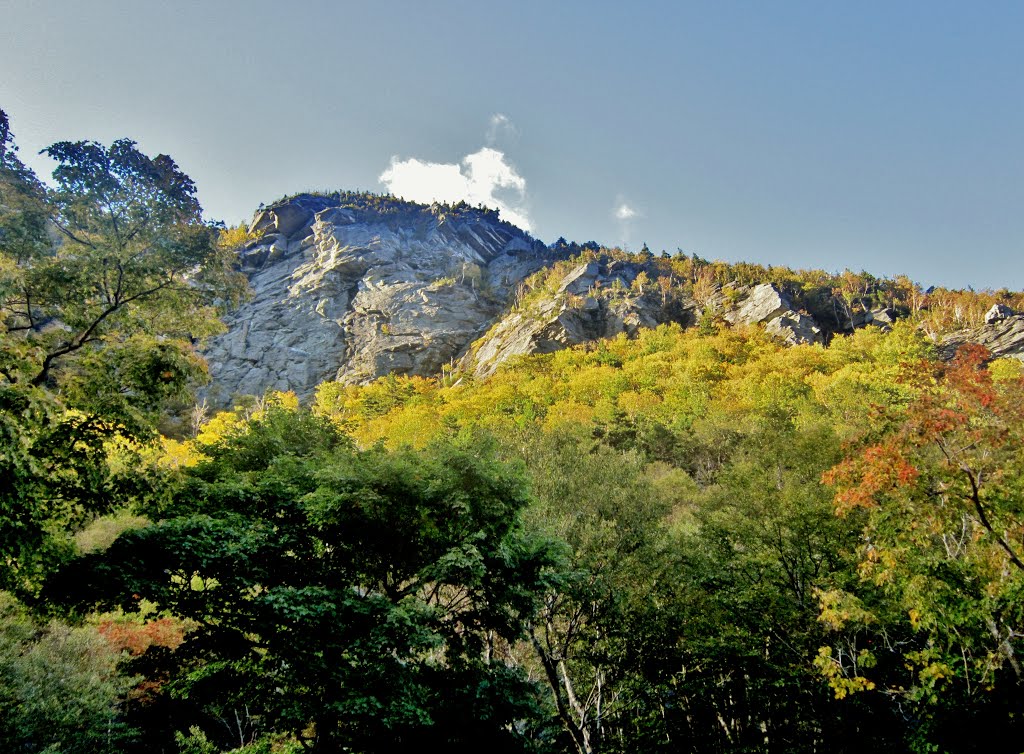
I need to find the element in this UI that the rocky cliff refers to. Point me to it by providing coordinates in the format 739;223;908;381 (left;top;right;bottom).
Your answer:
203;194;554;401
203;194;1024;402
464;258;698;379
462;270;904;378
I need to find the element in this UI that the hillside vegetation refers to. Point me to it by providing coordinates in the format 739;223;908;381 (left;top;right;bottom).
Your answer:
168;322;1024;753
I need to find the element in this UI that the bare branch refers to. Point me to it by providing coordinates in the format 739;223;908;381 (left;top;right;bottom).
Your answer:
958;459;1024;572
28;277;176;386
50;217;97;249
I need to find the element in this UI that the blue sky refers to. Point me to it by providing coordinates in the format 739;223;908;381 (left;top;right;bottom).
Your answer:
2;0;1021;289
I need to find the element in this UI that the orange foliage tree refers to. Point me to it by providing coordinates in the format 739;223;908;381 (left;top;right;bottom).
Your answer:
820;345;1024;718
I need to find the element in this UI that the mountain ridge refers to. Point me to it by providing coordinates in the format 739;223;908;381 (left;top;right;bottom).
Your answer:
203;192;1024;402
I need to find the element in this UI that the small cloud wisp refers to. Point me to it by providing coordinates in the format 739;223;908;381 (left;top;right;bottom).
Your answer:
614;202;637;221
612;196;641;248
486;113;518;146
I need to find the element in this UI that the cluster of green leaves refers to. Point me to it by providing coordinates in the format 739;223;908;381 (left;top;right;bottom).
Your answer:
0;109;250;590
1;133;246;396
307;319;1024;753
0;592;137;754
32;313;1021;753
315;322;929;450
0;109;249;752
819;346;1024;746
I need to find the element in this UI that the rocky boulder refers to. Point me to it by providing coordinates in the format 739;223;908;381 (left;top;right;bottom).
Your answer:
724;283;824;345
866;308;897;329
986;303;1016;325
725;283;789;324
557;261;601;295
765;312;823;346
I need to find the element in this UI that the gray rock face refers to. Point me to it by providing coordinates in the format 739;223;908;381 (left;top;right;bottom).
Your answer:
725;283;790;325
866;308;897;329
466;259;697;378
210;196;996;401
203;195;550;402
849;307;896;331
724;284;824;345
986;303;1016;325
465;277;840;379
557;262;601;295
765;312;823;345
983;316;1024;359
942;315;1024;362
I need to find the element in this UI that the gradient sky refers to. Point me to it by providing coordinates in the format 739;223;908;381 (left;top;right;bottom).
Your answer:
2;0;1021;289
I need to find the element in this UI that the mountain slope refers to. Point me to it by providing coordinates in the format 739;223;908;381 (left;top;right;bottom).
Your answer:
204;193;1024;402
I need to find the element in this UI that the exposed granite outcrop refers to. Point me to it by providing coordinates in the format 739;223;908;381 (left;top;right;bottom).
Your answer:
203;194;1024;400
202;195;552;402
723;283;824;345
941;314;1024;362
466;259;697;378
986;303;1017;325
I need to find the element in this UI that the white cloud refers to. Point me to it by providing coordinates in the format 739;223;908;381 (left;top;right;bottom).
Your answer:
614;202;637;221
379;146;531;231
486;113;518;145
612;196;641;249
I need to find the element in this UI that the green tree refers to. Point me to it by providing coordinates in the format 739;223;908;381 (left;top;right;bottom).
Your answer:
0;110;246;593
1;127;244;398
645;409;889;753
52;406;556;753
0;110;51;299
509;427;675;754
820;345;1024;751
